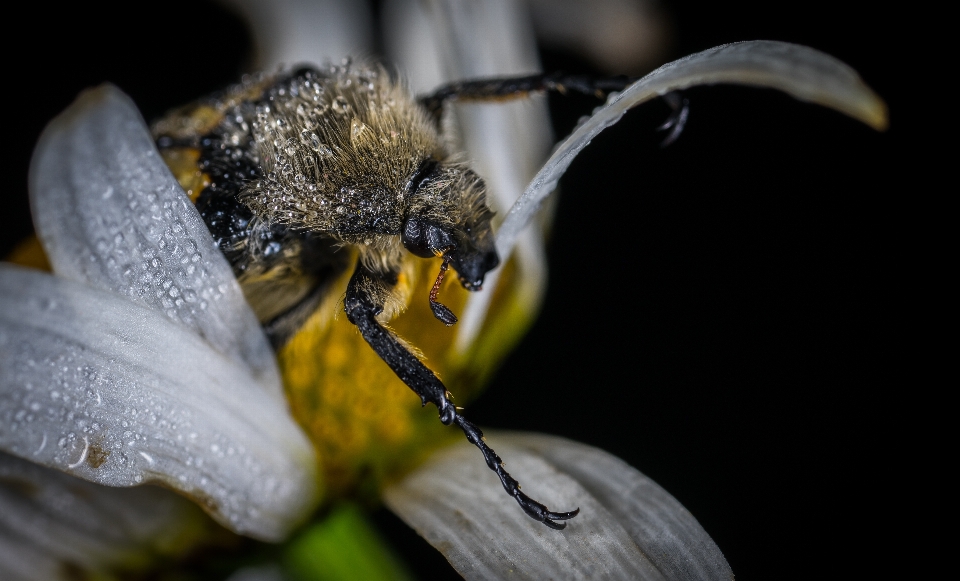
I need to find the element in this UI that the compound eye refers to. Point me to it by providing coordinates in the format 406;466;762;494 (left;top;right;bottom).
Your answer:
402;218;433;257
402;218;458;258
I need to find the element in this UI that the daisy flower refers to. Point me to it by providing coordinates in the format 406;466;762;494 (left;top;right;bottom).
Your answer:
1;1;885;579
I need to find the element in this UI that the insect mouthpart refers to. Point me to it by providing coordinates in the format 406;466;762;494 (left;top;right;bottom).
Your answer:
449;241;499;293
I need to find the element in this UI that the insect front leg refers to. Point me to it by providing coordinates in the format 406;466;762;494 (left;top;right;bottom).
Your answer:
343;260;580;529
343;260;458;425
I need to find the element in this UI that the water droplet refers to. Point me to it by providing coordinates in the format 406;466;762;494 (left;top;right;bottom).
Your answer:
350;118;370;143
332;96;350;115
301;130;320;149
264;241;282;256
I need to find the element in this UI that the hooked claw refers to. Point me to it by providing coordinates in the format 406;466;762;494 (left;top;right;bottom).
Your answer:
658;92;690;147
454;415;581;530
518;498;581;530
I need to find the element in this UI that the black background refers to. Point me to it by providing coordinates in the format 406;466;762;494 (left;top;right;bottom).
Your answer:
3;2;917;580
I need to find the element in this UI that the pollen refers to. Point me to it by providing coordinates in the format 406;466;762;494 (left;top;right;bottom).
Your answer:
277;256;529;501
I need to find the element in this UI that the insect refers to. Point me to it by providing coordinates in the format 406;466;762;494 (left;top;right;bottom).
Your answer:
152;61;649;529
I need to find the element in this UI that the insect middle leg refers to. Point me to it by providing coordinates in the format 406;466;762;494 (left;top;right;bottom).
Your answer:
343;261;579;529
418;72;635;123
657;92;690;147
419;72;690;145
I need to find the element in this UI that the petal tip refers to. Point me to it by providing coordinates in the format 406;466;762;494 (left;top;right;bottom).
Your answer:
862;95;889;132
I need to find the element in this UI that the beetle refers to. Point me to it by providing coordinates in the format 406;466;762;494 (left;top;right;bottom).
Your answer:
151;61;655;529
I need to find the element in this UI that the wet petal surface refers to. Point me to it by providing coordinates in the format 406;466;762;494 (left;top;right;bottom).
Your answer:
29;85;279;391
0;265;317;541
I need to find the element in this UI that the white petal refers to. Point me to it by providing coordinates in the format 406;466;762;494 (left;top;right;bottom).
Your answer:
382;0;445;95
0;452;208;581
386;0;553;352
222;0;374;69
420;0;553;218
29;84;280;393
495;40;888;256
384;432;731;580
0;265;317;541
500;433;733;581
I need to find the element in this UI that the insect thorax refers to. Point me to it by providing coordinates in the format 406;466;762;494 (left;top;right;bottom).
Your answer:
242;65;445;240
156;63;450;249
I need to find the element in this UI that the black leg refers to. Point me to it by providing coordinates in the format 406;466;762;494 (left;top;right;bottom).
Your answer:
344;262;579;529
418;72;635;124
453;414;580;529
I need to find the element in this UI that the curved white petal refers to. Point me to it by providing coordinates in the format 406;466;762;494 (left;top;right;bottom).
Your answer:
382;0;445;95
0;265;317;541
386;0;553;353
495;40;888;256
384;432;731;580
29;84;280;393
501;433;732;581
222;0;374;69
0;452;209;581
